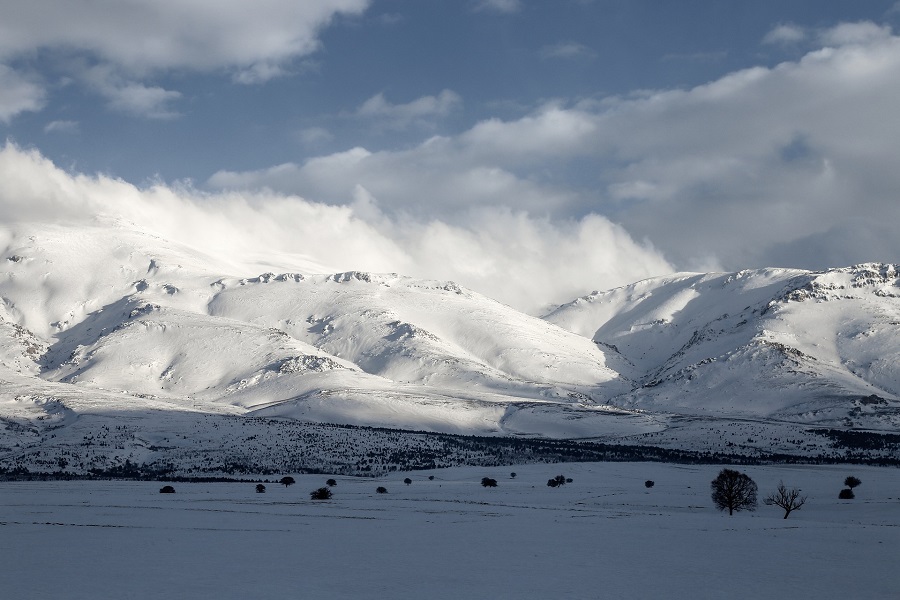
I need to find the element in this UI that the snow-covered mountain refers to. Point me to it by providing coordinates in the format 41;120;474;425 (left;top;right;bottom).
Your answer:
545;265;900;429
1;218;898;473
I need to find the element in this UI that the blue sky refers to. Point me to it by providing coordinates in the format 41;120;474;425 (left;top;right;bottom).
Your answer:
2;1;900;311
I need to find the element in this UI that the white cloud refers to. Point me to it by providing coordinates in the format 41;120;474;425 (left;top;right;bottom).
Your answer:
80;65;182;119
763;24;807;45
818;21;892;46
461;103;598;161
0;1;369;74
0;0;370;118
43;120;79;134
355;90;462;129
104;83;182;119
0;65;45;122
209;142;579;217
297;127;335;145
540;42;597;60
0;143;671;314
473;0;521;14
232;62;289;85
209;27;900;273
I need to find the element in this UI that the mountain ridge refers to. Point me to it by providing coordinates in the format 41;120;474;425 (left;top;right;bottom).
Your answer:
1;220;898;473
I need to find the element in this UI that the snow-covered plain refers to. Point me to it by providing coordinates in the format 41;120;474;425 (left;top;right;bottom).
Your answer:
2;462;898;599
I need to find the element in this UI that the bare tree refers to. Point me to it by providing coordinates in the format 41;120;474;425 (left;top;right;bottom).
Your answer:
764;482;806;519
710;468;757;515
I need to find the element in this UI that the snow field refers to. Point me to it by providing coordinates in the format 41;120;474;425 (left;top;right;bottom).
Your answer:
1;462;897;599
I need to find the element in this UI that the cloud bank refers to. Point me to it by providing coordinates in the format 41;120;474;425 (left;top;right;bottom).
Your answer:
0;0;370;118
0;144;670;314
210;22;900;272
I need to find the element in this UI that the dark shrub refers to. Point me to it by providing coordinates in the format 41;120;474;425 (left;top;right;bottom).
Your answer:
428;476;435;481
844;476;861;490
310;487;333;500
645;480;655;488
566;478;573;484
256;484;266;493
159;485;175;494
280;476;295;487
481;477;498;487
326;479;337;487
510;472;517;479
376;486;388;494
839;488;855;500
547;475;567;487
404;478;412;486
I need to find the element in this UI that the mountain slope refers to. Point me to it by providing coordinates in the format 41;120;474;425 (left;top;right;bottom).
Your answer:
545;264;900;428
0;219;639;440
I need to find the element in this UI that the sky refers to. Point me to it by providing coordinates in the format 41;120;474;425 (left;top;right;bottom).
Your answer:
1;0;900;312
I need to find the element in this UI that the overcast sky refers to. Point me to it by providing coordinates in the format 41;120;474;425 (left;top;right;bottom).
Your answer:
2;0;899;312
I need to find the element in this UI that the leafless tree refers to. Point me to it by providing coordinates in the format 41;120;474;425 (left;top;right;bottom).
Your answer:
710;468;757;515
764;482;806;519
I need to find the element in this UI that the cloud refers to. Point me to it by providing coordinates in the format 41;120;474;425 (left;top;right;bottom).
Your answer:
79;65;182;119
354;90;462;129
662;51;728;63
762;24;807;45
209;141;582;218
209;26;900;274
764;21;892;48
473;0;521;14
231;62;290;85
818;22;892;46
0;0;370;118
0;143;671;314
0;65;45;122
43;120;79;134
0;1;369;73
540;42;597;60
297;127;335;145
586;28;900;269
104;83;182;119
376;13;404;26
